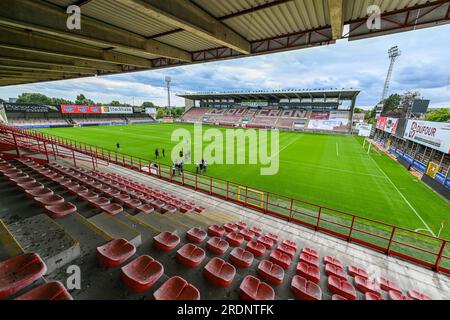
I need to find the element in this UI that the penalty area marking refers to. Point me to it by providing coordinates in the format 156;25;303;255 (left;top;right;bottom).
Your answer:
368;152;435;237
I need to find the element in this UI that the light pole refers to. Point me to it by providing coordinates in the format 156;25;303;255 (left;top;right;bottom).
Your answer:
377;46;401;117
165;76;171;114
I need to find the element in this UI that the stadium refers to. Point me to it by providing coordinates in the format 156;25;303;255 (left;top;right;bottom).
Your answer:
0;0;450;305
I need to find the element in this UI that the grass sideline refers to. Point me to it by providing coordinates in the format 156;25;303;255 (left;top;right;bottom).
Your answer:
38;123;450;239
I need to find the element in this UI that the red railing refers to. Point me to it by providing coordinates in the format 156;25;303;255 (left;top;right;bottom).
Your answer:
1;124;449;276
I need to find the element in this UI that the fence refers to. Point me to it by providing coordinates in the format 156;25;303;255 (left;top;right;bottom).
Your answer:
0;124;449;276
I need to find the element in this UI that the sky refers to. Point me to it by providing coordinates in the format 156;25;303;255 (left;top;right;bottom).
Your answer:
1;24;449;110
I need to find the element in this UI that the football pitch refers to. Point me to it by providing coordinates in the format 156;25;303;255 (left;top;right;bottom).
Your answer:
38;123;450;239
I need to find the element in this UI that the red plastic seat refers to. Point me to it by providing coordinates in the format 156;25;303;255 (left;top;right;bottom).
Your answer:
257;236;275;249
348;265;369;279
136;203;155;214
152;276;200;300
269;249;292;270
161;204;177;214
365;292;383;300
101;203;123;216
89;197;111;208
296;262;320;284
194;206;205;213
246;240;266;257
17;181;42;191
265;233;279;243
78;191;99;201
121;255;164;292
203;257;236;288
114;193;131;203
257;260;284;286
11;176;34;186
239;275;275;300
389;290;413;300
15;281;72;300
408;289;432;300
179;205;193;213
327;275;357;300
124;198;142;209
223;223;238;233
291;275;322;300
239;229;255;241
302;247;318;258
376;277;401;293
282;240;297;251
225;232;244;247
332;294;347;300
25;186;51;199
250;226;262;236
236;221;247;230
186;227;207;243
153;232;180;251
355;275;380;295
0;253;47;299
45;202;77;218
276;243;296;258
68;185;88;195
325;263;348;280
324;256;343;268
97;238;136;268
176;243;206;268
206;237;229;255
34;194;64;207
208;225;225;237
229;247;254;268
299;252;319;267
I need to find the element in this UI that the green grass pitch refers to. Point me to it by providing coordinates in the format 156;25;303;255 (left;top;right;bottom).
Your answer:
38;123;450;239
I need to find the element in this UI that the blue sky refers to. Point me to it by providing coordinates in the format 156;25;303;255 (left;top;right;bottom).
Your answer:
1;24;449;109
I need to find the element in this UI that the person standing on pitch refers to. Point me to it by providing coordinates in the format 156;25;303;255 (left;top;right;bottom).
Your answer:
155;147;159;159
179;149;183;158
196;162;199;175
203;159;207;173
162;148;165;158
116;142;120;150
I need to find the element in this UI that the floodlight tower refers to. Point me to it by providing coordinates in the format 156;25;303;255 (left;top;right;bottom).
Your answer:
377;46;401;115
165;76;171;113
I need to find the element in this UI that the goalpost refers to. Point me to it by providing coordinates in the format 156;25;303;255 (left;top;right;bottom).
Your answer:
237;186;265;209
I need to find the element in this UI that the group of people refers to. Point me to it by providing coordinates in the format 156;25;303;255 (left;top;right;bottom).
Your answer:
151;146;208;176
154;147;165;159
196;159;207;174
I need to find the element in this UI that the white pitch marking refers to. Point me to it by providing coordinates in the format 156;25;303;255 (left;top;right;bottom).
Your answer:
336;142;339;157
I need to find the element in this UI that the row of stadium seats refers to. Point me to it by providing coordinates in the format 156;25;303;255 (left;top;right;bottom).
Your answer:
0;156;436;300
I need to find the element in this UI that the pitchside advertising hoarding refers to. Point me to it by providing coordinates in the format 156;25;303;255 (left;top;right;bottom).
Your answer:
375;117;399;134
404;120;450;154
61;105;133;114
307;111;350;131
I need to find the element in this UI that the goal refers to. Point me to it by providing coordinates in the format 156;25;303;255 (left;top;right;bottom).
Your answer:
237;186;265;209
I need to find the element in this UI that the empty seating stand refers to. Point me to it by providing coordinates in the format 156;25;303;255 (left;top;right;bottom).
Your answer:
208;225;225;237
176;244;205;268
239;229;255;241
408;289;432;300
0;253;47;299
15;281;73;300
152;276;200;300
354;276;381;296
121;255;164;293
269;250;292;270
246;240;266;257
225;232;244;247
203;257;236;288
153;232;180;251
348;265;369;279
96;239;136;268
239;276;275;300
377;277;401;293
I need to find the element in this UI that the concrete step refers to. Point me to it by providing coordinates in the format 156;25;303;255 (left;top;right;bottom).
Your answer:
88;212;141;248
6;214;81;274
0;218;24;261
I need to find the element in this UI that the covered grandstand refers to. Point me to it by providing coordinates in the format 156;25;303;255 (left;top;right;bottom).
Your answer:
1;0;450;304
178;89;360;133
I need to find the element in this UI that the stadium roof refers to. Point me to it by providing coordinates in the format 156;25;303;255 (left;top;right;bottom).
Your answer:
0;0;449;87
177;88;361;100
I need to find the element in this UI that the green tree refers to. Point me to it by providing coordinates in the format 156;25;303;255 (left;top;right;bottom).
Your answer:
17;93;52;104
354;107;364;113
0;98;5;103
141;101;156;108
75;94;95;105
156;108;166;119
425;109;450;122
382;93;401;115
108;100;122;106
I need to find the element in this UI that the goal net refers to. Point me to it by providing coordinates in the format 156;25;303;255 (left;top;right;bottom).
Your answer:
237;186;265;209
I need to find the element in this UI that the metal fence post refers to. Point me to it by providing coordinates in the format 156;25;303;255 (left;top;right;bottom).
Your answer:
316;207;322;231
387;227;396;255
348;216;356;242
435;241;447;271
